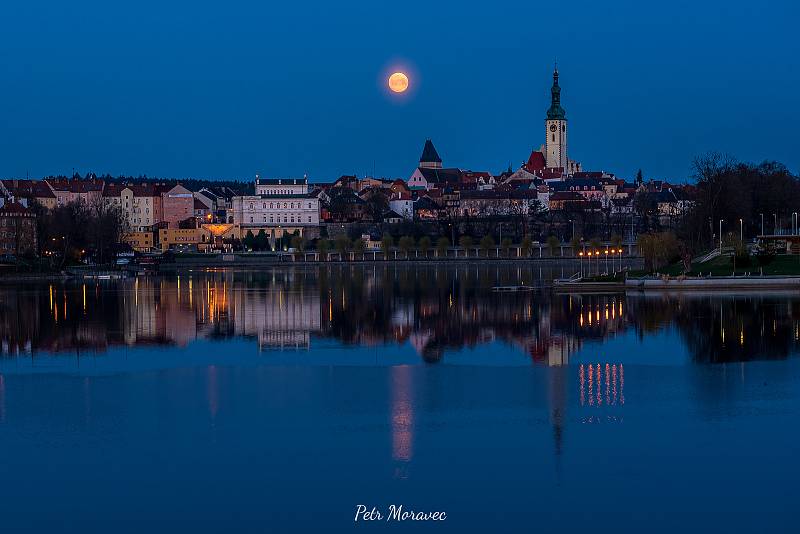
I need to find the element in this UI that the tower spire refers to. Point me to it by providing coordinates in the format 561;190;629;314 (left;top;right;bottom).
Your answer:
546;65;566;120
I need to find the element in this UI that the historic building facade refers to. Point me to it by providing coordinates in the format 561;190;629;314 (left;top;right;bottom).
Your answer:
231;175;320;245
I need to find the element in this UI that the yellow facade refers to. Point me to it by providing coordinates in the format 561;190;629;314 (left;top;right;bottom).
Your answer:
158;228;203;251
123;231;154;252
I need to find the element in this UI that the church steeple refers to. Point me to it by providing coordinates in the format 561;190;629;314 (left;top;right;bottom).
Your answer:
544;66;569;171
419;139;442;169
546;66;566;120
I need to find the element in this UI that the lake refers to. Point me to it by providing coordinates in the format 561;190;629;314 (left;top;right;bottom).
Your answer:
0;264;798;533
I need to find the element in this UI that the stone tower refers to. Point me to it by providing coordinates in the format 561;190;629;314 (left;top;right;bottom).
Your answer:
419;139;442;169
545;67;568;170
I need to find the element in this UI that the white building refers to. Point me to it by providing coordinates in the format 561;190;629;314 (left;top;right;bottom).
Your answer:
255;175;309;195
231;176;320;245
389;192;414;219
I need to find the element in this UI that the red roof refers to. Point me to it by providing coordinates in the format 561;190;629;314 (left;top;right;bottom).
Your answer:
0;201;34;215
3;179;55;198
525;151;546;172
45;178;104;193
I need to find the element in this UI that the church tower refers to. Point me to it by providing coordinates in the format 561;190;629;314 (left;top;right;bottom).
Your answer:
419;139;443;169
545;67;568;170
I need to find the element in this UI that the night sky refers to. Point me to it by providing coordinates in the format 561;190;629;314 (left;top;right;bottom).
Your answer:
1;0;797;182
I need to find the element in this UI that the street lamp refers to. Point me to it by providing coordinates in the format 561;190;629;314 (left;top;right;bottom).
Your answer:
579;251;584;277
739;218;743;242
604;248;609;274
774;213;778;235
793;212;798;236
760;213;764;236
719;219;724;251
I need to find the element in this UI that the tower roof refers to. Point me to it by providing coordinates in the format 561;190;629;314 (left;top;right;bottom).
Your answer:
546;67;566;120
419;139;442;164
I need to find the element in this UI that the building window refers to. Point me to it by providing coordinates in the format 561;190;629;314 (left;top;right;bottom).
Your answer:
552;134;555;142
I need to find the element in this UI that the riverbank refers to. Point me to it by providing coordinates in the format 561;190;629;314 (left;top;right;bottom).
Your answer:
159;251;642;269
626;275;800;290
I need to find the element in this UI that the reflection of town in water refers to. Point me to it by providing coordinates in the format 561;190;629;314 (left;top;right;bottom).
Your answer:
3;266;800;474
2;266;800;366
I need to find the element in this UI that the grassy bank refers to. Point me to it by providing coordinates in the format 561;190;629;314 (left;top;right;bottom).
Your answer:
631;254;800;278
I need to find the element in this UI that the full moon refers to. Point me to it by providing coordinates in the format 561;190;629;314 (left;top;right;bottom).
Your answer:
388;72;409;93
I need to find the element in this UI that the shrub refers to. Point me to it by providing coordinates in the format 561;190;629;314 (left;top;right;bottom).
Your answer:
317;239;330;260
334;235;351;259
501;238;512;257
436;237;450;258
547;235;560;256
459;236;473;256
398;236;415;258
353;238;366;256
521;236;532;257
381;235;393;259
480;235;495;256
418;236;432;258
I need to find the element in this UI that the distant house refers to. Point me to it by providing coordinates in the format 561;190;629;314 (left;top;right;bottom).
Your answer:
389;191;414;220
549;191;591;211
459;190;542;217
383;210;404;225
610;197;634;215
324;187;368;222
414;196;441;220
408;167;463;191
45;176;104;206
1;180;56;210
0;202;37;256
194;198;212;220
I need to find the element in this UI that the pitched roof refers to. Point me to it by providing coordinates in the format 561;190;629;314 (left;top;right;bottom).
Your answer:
525;151;546;172
384;210;403;220
45;178;104;193
419;139;442;164
417;167;462;185
2;179;55;198
414;196;440;210
0;201;33;215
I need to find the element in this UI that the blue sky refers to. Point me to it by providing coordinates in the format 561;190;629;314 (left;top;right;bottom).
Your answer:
0;0;797;183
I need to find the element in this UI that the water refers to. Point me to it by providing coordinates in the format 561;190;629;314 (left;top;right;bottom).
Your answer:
0;265;798;533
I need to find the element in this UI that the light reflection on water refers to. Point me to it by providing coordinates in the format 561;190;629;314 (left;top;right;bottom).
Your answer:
0;266;799;532
2;265;799;369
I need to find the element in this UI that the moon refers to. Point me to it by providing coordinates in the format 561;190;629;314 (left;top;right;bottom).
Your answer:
388;72;409;93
